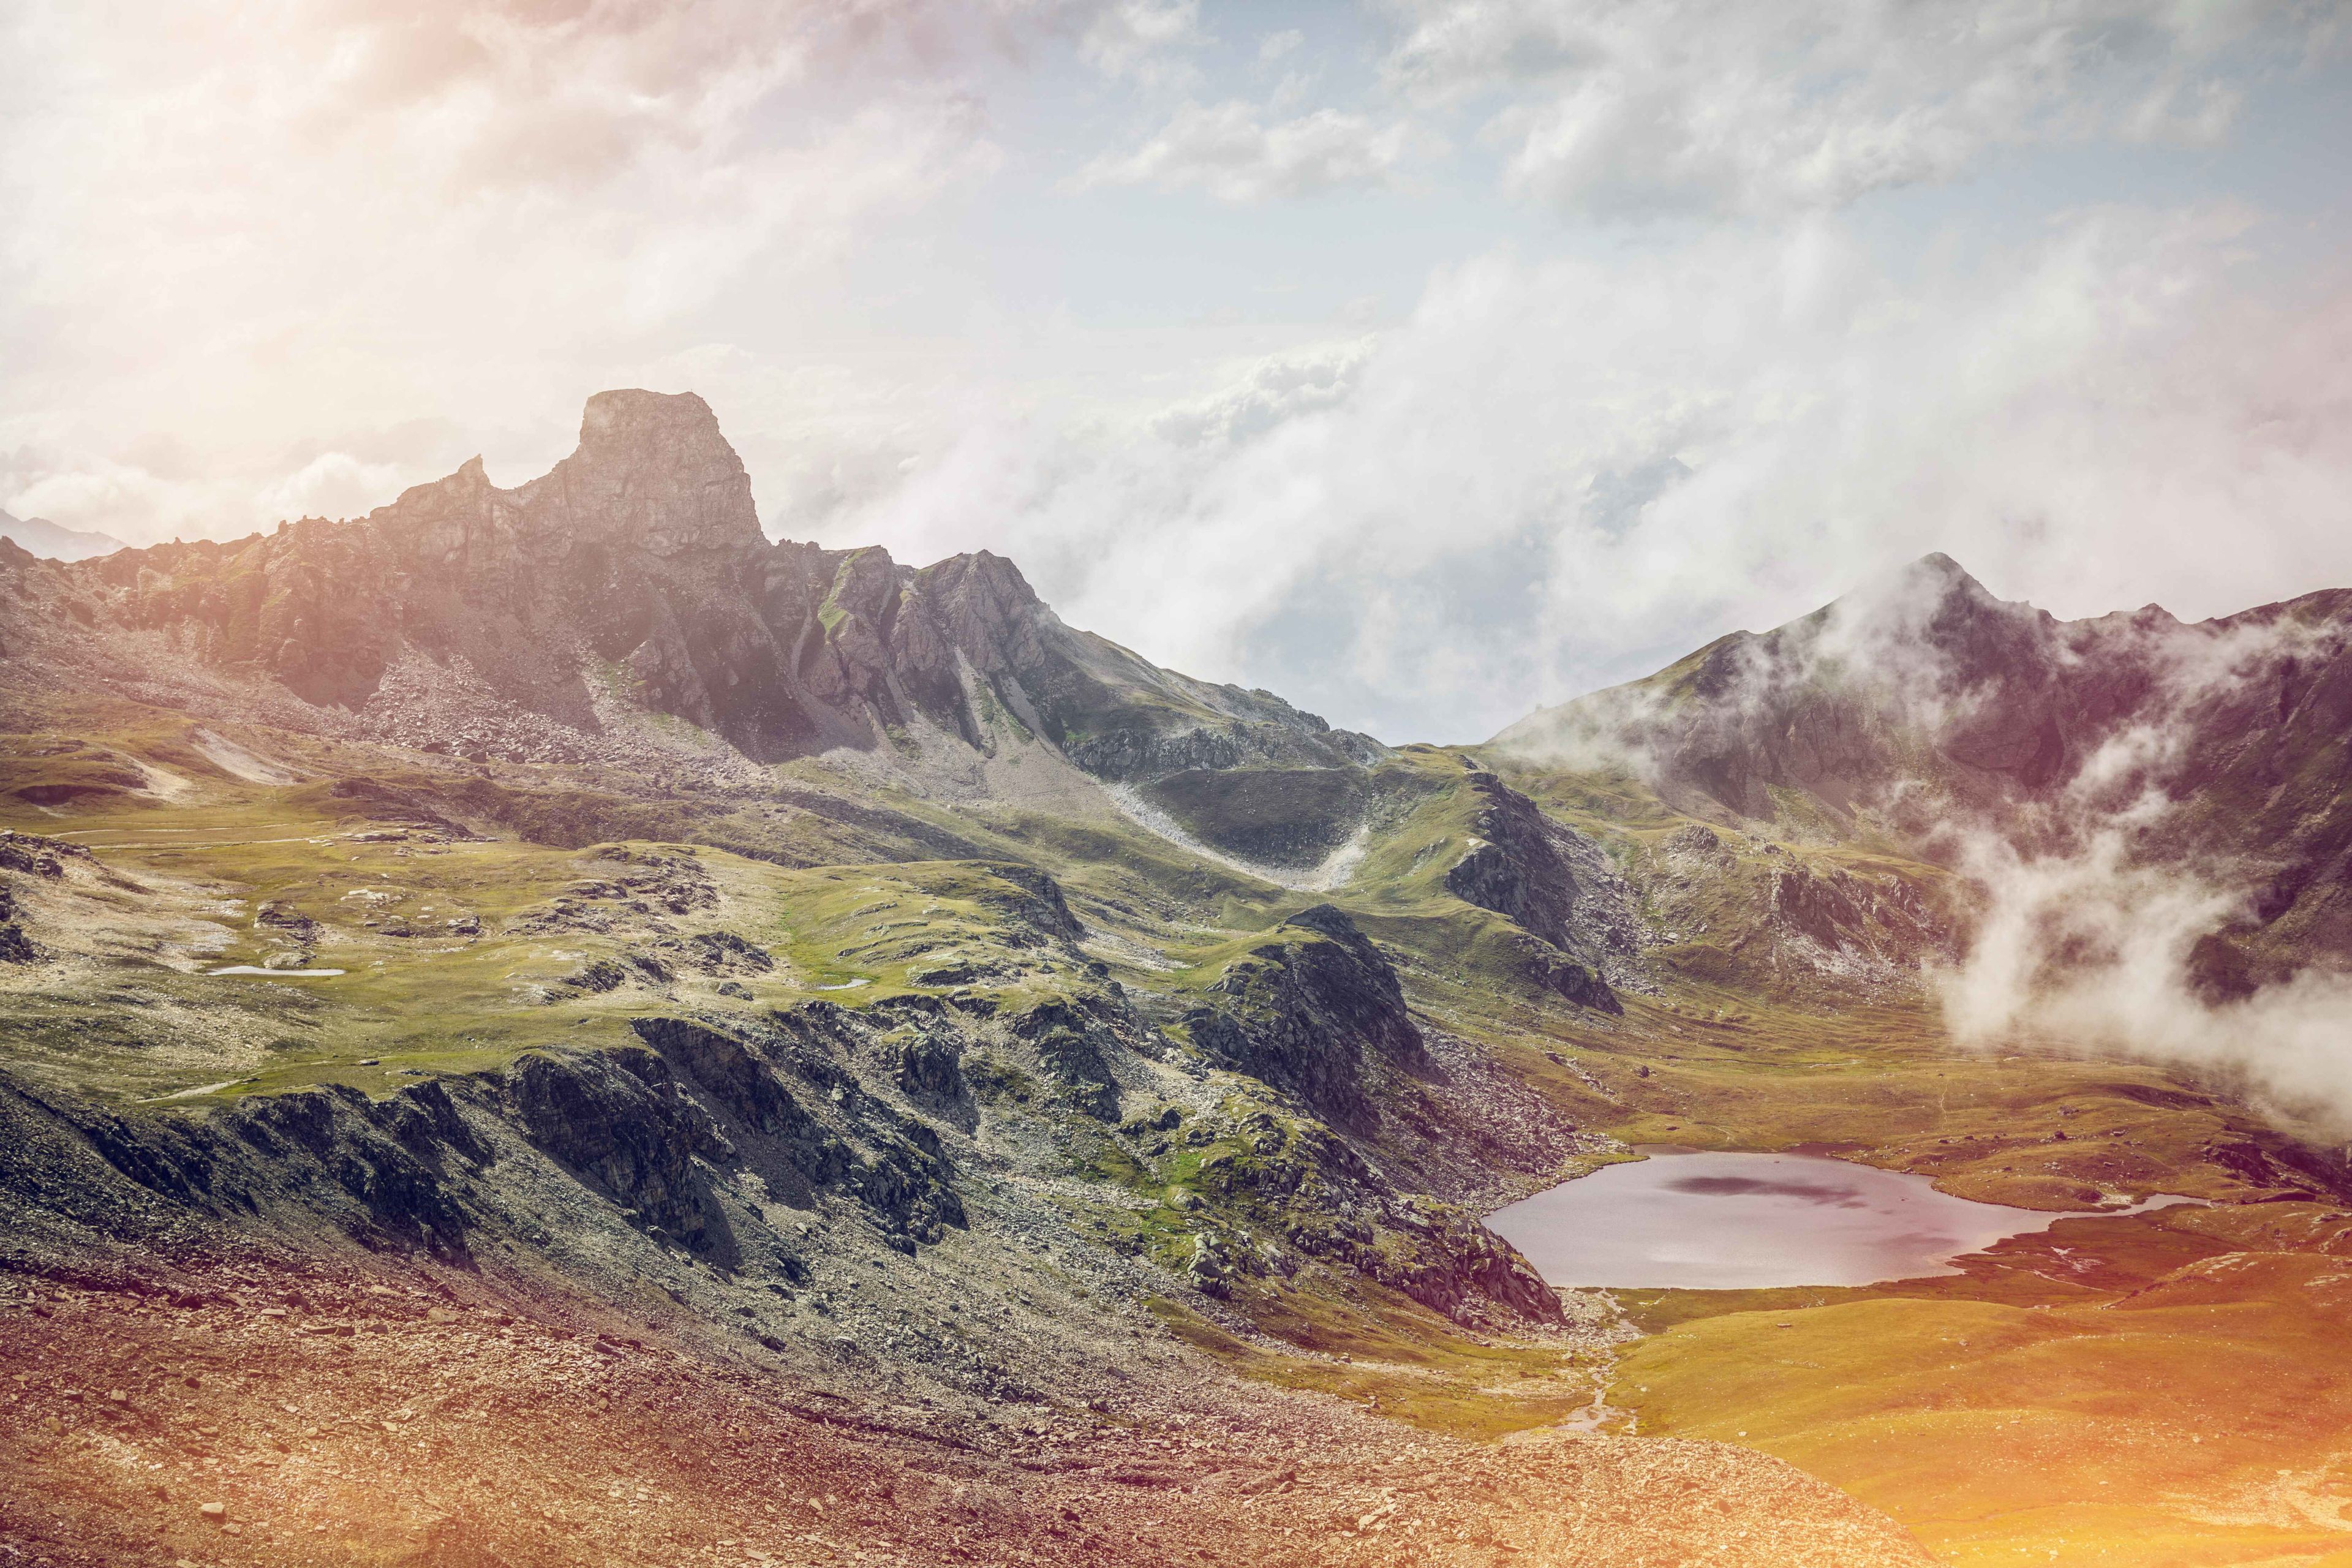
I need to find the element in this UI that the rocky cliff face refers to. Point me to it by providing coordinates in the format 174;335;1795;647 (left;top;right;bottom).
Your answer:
1183;905;1430;1134
0;1005;969;1287
1442;772;1632;1010
1444;774;1586;951
6;391;1380;786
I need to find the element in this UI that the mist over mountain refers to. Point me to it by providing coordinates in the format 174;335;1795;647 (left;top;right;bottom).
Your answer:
1498;550;2352;962
1496;549;2352;1123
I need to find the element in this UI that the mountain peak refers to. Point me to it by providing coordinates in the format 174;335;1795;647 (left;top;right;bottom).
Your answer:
545;389;761;556
1864;551;2000;616
578;388;724;450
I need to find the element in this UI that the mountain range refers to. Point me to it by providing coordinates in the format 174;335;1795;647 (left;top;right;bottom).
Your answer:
3;391;2349;1566
15;392;1373;772
0;508;126;564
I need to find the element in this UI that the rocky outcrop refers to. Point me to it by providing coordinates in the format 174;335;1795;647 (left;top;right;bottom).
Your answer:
1346;1193;1564;1324
1184;905;1428;1132
628;1012;965;1249
0;832;88;964
1769;866;1866;949
0;1072;491;1268
1442;773;1627;1009
1007;998;1123;1120
23;390;1379;788
894;1030;970;1114
1167;1101;1562;1325
1515;938;1621;1012
1446;774;1586;951
0;830;89;878
1663;822;1736;869
503;1046;731;1251
628;1019;820;1146
0;1011;974;1284
973;864;1085;944
1763;863;1945;968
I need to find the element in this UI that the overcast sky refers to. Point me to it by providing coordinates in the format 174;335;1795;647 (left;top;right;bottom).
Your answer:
5;1;2350;742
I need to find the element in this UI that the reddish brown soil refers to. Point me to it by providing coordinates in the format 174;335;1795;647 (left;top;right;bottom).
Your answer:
0;1268;1930;1568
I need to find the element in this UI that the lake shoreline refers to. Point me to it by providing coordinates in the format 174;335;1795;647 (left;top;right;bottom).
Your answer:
1488;1148;2201;1292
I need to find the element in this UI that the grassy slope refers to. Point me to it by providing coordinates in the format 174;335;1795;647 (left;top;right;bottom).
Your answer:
1612;1202;2352;1565
13;703;2352;1562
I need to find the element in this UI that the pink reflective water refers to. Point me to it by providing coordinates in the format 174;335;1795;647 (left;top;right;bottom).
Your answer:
1487;1148;2190;1290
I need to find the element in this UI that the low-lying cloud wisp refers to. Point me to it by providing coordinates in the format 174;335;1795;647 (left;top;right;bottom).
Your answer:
1924;620;2352;1133
1936;822;2352;1136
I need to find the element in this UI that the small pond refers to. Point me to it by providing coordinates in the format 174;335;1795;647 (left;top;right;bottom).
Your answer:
1487;1148;2189;1291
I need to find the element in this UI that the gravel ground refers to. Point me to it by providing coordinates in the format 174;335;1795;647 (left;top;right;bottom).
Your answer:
0;1272;1934;1568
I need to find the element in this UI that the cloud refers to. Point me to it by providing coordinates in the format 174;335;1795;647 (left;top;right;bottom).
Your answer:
823;203;2352;744
0;0;1044;543
1079;0;1202;84
1077;99;1413;201
1934;823;2352;1134
1259;29;1305;65
1378;0;2322;214
256;452;411;524
1929;616;2352;1129
1150;341;1371;445
3;443;430;543
0;458;198;546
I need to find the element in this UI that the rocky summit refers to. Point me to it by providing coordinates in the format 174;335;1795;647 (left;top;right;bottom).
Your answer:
4;394;2352;1567
15;390;1378;788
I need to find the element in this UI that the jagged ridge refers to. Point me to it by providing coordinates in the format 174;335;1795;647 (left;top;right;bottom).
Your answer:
2;391;1382;785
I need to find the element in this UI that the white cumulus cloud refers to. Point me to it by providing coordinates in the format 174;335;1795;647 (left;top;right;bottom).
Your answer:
1079;0;1204;83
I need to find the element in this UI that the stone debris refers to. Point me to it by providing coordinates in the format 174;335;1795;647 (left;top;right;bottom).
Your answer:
0;1281;1932;1568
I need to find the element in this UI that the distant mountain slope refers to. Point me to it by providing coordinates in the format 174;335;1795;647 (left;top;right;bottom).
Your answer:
1492;552;2352;973
0;509;124;562
1496;554;2169;817
0;392;1381;788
